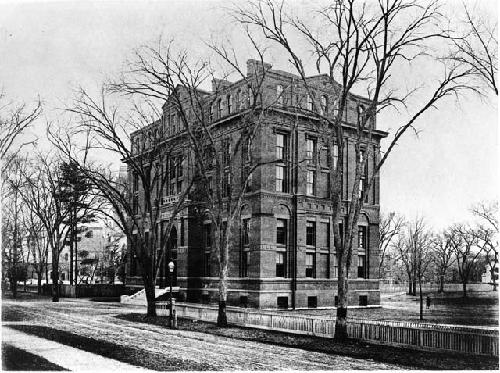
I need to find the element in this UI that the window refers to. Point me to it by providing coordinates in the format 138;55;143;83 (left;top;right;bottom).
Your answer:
306;221;316;246
320;95;327;115
334;295;339;307
306;253;315;278
177;156;183;178
276;165;286;193
308;296;318;308
242;219;250;246
332;98;339;115
320;222;330;248
277;296;288;309
218;99;223;118
307;94;313;111
358;254;366;278
240;296;249;307
223;171;231;197
333;144;339;169
204;224;212;248
359;295;368;306
241;251;249;277
306;170;315;196
204;252;210;277
276;252;285;277
172;114;177;133
276;219;287;245
358;226;366;249
276;84;283;105
227;94;232;114
222;139;231;166
358;105;365;124
306;137;317;163
318;253;329;278
276;133;288;193
209;105;214;122
236;90;241;110
276;133;286;160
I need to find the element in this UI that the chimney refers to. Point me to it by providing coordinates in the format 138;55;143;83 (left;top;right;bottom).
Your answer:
247;59;272;77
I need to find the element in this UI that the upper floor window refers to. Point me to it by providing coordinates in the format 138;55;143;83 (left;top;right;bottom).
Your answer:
307;94;313;111
358;226;367;249
218;99;223;118
306;221;316;246
236;90;241;110
242;218;250;246
320;95;328;115
306;137;317;164
306;253;315;278
276;133;286;160
306;170;315;196
276;219;287;246
227;94;232;114
358;105;365;124
332;98;339;116
276;84;283;105
222;139;231;166
209;105;214;122
276;252;286;277
333;144;339;169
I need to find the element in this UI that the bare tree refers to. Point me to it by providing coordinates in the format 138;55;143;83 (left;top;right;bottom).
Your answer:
471;201;498;290
109;39;279;325
234;0;476;339
450;224;483;298
432;231;455;293
379;212;405;279
0;93;41;174
66;89;194;316
448;3;498;95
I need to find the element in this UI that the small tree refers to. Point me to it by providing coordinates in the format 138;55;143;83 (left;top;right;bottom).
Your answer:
379;212;405;280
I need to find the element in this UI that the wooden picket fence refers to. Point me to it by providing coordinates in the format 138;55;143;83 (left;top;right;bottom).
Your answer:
156;302;498;357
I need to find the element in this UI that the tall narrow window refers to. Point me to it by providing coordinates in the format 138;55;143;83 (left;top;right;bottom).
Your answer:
276;165;285;193
242;251;249;277
180;218;185;246
218;99;223;118
223;139;231;167
223;171;231;197
358;226;366;249
320;95;328;115
236;90;241;110
358;254;366;279
307;94;313;111
209;105;214;122
333;144;339;169
306;221;316;247
306;170;315;196
306;137;317;164
227;94;232;114
204;224;212;248
305;253;315;278
276;84;283;105
276;219;287;245
276;252;285;277
276;133;286;160
242;219;250;246
276;133;288;193
358;105;365;125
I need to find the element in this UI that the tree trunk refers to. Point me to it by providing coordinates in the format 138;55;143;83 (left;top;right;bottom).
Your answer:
52;266;59;302
438;274;444;293
37;273;42;294
217;257;228;327
335;269;349;341
10;279;17;299
144;278;157;317
462;280;467;298
412;280;417;296
408;281;412;295
419;279;423;320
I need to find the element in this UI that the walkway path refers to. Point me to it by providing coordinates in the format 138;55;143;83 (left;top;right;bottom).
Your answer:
3;325;149;372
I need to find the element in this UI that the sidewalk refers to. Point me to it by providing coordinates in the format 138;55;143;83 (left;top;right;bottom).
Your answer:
2;326;152;372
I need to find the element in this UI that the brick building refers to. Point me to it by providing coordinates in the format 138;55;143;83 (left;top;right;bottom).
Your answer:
127;59;387;309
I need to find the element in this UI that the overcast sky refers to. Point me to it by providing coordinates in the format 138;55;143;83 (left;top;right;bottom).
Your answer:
0;0;497;229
